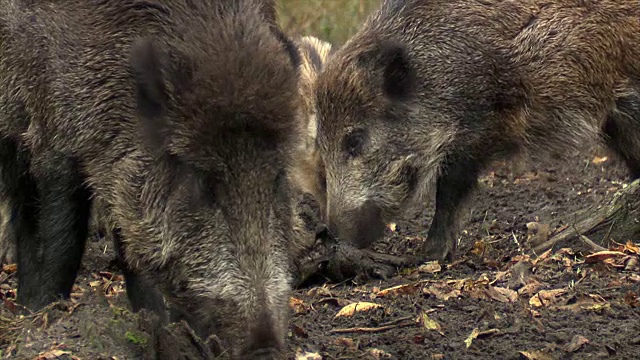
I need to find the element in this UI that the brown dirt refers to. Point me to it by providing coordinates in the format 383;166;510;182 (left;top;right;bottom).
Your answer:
2;145;640;360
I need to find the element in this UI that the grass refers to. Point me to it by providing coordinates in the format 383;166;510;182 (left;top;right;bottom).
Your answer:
276;0;381;45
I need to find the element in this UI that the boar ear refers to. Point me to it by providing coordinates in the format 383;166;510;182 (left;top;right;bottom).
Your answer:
378;42;415;101
130;37;171;154
359;41;416;101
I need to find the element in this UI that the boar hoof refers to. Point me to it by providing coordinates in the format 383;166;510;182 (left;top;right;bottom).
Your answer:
325;244;415;281
421;240;456;263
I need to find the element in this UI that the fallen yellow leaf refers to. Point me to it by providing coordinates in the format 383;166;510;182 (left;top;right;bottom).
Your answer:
376;283;420;298
334;302;382;318
420;312;443;332
464;328;479;348
387;223;397;232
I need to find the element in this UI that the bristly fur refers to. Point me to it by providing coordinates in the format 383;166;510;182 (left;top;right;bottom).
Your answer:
315;0;640;261
0;0;302;358
288;35;334;230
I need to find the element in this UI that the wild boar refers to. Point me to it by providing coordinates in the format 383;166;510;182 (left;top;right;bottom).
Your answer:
0;0;303;357
314;0;640;262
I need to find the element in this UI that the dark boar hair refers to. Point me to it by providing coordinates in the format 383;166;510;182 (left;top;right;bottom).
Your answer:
0;0;303;358
314;0;640;262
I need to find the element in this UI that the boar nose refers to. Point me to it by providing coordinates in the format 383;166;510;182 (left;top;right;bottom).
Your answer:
329;200;386;249
240;311;283;359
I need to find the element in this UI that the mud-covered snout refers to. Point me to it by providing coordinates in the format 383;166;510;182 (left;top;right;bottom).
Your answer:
175;300;287;359
238;310;285;359
328;199;386;249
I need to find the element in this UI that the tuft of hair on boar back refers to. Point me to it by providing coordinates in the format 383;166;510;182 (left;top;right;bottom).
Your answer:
0;0;303;358
314;0;640;263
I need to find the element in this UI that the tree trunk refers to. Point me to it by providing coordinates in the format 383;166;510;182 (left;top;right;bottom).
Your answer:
533;179;640;254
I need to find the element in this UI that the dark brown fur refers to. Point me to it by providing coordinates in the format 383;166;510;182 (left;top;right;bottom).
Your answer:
0;0;302;358
314;0;640;262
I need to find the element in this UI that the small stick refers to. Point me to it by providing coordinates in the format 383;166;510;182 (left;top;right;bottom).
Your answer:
572;224;607;252
330;321;414;334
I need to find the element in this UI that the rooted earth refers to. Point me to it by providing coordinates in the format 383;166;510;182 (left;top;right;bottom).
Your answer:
1;145;639;360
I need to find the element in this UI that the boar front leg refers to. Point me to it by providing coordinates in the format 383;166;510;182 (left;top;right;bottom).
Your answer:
17;157;92;311
423;156;480;262
111;228;170;323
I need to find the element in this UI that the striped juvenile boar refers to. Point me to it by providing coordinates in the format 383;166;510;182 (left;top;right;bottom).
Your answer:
314;0;640;262
0;0;302;357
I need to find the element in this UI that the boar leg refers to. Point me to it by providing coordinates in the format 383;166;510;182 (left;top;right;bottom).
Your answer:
16;157;92;310
423;156;480;262
0;138;38;308
604;93;640;180
0;202;17;265
112;228;169;323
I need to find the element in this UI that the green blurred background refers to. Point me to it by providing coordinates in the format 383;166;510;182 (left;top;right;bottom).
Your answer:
276;0;381;45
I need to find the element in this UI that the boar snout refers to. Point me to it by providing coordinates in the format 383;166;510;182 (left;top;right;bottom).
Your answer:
329;199;386;249
238;309;284;359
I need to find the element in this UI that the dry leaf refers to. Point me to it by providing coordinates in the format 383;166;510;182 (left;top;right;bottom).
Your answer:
289;297;310;315
563;335;589;352
471;240;487;256
592;156;608;164
334;337;356;351
584;251;628;263
486;286;518;303
33;349;73;360
334;302;382;318
532;249;553;266
553;294;609;312
623;241;640;254
376;283;420;298
624;291;639;307
529;289;567;307
2;263;17;274
295;349;322;360
419;312;443;333
423;280;466;301
387;223;397;232
418;261;442;274
291;324;308;338
368;348;392;359
519;350;553;360
431;355;444;360
464;328;479;348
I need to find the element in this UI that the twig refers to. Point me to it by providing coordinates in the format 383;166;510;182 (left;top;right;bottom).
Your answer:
330;321;414;334
603;219;616;246
572;224;607;252
378;316;414;327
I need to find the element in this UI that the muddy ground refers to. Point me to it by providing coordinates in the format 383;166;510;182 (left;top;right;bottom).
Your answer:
1;145;639;360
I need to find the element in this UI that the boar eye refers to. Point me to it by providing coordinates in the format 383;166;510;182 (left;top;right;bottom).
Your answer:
342;129;367;158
